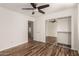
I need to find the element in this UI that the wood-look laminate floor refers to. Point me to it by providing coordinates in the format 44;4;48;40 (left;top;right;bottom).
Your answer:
0;41;78;56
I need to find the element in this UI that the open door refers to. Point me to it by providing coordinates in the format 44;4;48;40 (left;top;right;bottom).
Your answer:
28;21;33;42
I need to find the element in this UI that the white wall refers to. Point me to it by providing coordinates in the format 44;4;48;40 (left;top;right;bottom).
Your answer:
46;21;57;37
78;5;79;41
0;7;34;51
78;4;79;45
72;4;79;50
34;18;45;42
34;6;79;50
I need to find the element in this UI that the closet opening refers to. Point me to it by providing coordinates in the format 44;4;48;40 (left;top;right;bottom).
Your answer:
45;16;71;48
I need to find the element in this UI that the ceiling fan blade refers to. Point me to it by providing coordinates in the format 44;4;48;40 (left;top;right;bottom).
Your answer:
22;8;34;10
38;4;49;9
31;3;36;9
38;9;45;14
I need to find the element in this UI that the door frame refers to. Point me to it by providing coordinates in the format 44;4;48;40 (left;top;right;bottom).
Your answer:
45;16;72;47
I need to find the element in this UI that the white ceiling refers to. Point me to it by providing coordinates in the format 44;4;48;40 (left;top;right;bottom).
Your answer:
0;3;76;17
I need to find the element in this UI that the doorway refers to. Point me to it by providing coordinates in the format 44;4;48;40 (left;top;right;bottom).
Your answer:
28;21;33;42
45;19;57;44
45;16;71;48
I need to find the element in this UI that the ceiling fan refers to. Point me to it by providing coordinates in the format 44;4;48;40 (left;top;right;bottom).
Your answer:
22;3;49;15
